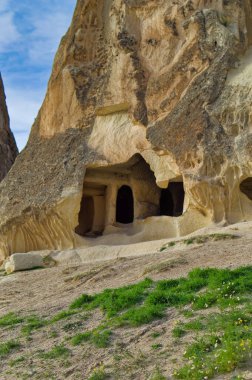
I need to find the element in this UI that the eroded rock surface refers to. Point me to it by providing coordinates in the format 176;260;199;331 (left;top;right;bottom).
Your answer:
4;252;44;274
0;0;252;261
0;74;18;182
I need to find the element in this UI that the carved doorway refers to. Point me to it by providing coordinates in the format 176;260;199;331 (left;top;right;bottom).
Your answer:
116;185;134;224
160;182;185;217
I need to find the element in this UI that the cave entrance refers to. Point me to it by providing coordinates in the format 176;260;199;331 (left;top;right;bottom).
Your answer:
116;185;134;224
160;182;185;217
75;183;106;237
75;196;94;236
240;177;252;200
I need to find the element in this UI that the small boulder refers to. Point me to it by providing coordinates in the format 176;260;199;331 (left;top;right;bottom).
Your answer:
4;253;45;274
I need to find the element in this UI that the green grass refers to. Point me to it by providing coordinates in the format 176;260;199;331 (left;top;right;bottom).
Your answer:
151;331;162;339
48;330;59;338
67;267;252;331
114;304;164;327
88;366;108;380
62;321;83;332
71;328;112;348
71;331;91;346
0;340;21;358
2;265;252;379
67;266;252;378
69;294;96;309
150;368;167;380
181;310;194;318
21;315;47;337
151;343;163;350
40;344;70;360
173;308;252;379
50;309;78;322
70;278;153;317
0;312;24;327
9;356;26;367
183;319;205;331
172;326;186;338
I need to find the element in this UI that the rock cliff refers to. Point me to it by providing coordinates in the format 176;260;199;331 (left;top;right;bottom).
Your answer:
0;0;251;261
0;74;18;183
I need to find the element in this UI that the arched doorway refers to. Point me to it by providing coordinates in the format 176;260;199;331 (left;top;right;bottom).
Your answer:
75;196;94;236
240;178;252;200
160;182;185;217
116;185;134;224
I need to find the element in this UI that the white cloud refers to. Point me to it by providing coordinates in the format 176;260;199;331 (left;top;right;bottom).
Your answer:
0;12;20;51
0;4;20;52
5;87;43;150
0;0;9;12
28;12;72;64
6;88;42;130
1;0;76;150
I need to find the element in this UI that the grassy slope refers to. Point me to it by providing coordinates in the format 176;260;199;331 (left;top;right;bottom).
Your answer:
0;265;252;379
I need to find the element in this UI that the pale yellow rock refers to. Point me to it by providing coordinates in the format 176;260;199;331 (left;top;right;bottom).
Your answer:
0;74;18;182
4;253;44;274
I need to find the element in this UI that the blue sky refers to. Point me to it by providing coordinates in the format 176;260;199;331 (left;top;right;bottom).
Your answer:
0;0;76;150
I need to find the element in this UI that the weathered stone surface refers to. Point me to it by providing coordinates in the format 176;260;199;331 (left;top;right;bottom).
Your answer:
0;74;18;182
0;0;251;262
4;253;44;274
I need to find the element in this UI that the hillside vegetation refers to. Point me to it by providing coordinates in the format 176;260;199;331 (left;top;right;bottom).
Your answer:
1;266;252;380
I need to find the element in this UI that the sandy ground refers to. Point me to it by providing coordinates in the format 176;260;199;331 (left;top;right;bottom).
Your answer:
0;221;251;379
1;221;251;316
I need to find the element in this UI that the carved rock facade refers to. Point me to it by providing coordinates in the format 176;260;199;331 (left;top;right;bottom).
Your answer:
0;0;251;261
0;74;18;183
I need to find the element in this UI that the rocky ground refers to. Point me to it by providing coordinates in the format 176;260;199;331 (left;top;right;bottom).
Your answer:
0;222;251;380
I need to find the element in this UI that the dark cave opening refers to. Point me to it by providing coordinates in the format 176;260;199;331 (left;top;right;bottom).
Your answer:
240;177;252;200
75;196;95;236
116;185;134;224
160;182;185;217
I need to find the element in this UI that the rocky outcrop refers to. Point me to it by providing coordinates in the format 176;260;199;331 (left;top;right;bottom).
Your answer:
4;252;44;274
0;0;251;262
0;74;18;182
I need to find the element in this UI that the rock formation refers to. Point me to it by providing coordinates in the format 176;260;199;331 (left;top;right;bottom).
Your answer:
0;74;18;183
0;0;252;262
4;252;44;274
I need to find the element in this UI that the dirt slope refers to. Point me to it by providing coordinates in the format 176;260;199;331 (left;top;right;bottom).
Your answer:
0;222;251;380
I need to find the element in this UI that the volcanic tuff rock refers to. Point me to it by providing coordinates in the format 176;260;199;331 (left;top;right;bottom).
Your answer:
0;0;252;262
0;74;18;183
